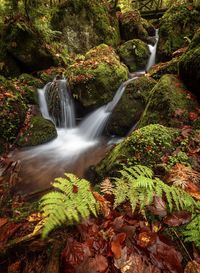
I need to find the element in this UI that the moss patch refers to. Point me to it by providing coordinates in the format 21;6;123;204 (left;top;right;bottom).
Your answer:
17;116;57;147
157;4;200;61
137;74;200;128
68;44;128;107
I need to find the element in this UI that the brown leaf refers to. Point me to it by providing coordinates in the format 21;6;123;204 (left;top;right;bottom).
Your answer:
164;211;192;226
137;231;157;248
111;233;126;259
0;217;8;229
93;191;111;218
148;196;167;217
72;185;79;193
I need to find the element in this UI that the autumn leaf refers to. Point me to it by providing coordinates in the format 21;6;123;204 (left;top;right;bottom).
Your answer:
164;211;192;226
111;233;126;259
188;112;198;121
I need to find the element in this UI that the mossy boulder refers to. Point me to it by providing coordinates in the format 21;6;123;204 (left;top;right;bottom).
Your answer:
95;124;179;178
119;10;148;41
157;4;200;61
141;18;156;36
0;16;65;77
117;39;150;72
51;0;120;54
179;29;200;99
107;75;157;136
37;67;67;83
68;44;128;107
0;77;27;151
17;116;57;147
137;74;200;129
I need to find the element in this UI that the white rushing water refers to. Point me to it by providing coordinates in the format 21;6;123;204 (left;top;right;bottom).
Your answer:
146;29;159;72
12;33;159;193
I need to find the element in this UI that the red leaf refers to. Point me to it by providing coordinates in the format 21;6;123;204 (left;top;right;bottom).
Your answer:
72;185;79;193
188;112;198;121
148;196;167;217
164;211;192;226
111;233;126;259
137;231;157;248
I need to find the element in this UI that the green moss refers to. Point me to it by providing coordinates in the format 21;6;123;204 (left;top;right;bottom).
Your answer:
138;74;199;128
95;124;179;178
68;44;128;107
17;116;57;147
158;4;200;60
118;39;150;72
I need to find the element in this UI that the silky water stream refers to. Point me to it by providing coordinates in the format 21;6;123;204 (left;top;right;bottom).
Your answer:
11;31;159;194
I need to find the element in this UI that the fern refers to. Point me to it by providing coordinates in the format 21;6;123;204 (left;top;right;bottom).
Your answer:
112;165;199;213
183;214;200;247
40;173;99;238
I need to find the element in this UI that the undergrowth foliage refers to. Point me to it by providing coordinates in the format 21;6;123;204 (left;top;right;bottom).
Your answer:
183;214;200;247
40;173;99;238
112;165;198;213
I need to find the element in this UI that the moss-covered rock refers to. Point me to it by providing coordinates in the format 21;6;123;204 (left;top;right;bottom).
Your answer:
0;78;27;150
117;39;150;72
178;29;200;99
95;124;179;178
68;44;128;107
119;10;148;41
107;75;157;135
137;74;200;128
157;4;200;61
148;57;179;80
51;0;120;54
141;18;155;36
0;16;67;77
17;116;57;147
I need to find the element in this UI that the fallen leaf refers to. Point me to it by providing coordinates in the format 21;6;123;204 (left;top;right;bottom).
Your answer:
184;260;200;273
0;218;8;229
164;211;192;226
111;233;126;259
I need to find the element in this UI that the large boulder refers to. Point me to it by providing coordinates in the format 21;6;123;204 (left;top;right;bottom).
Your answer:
95;124;179;178
157;3;200;61
117;39;150;72
179;29;200;99
17;116;57;147
137;74;200;129
51;0;120;53
119;10;148;41
106;75;157;136
0;16;66;77
68;44;128;108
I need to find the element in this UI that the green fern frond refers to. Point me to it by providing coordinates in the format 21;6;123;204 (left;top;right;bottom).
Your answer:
183;214;200;247
40;173;99;238
113;165;199;214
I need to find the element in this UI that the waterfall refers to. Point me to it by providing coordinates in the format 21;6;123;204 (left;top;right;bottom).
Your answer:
146;29;159;71
39;78;75;128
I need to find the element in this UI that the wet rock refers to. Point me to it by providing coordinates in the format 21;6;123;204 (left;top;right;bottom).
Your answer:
107;75;156;136
51;0;120;54
117;39;150;72
68;44;128;108
17;116;57;147
157;3;200;61
137;74;200;129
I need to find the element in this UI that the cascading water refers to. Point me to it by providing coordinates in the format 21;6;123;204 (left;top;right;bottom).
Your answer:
146;29;159;72
11;33;159;194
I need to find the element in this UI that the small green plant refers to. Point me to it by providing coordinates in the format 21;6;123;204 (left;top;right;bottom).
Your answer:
40;173;99;238
112;165;198;213
183;214;200;247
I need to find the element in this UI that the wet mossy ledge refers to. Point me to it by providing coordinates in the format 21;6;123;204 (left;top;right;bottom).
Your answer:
68;44;128;107
17;116;57;147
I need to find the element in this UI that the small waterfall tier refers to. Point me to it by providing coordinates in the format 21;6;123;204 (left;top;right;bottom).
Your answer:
39;79;75;128
146;29;159;72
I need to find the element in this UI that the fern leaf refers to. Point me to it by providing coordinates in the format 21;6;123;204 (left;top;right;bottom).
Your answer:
183;214;200;247
40;173;99;238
